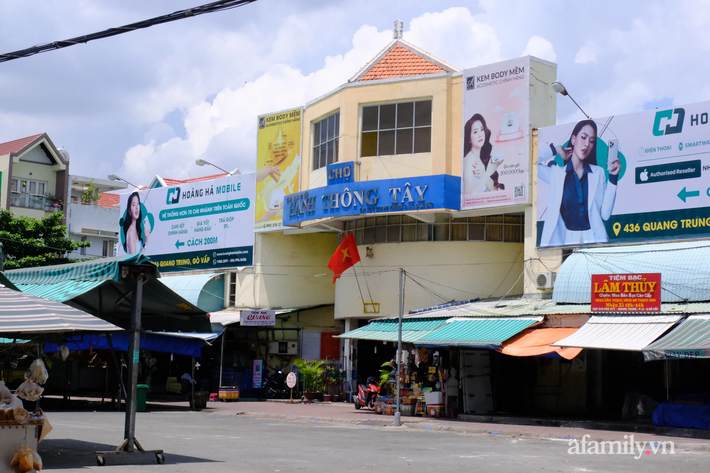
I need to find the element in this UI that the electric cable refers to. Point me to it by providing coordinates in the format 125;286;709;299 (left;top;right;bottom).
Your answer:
0;0;259;64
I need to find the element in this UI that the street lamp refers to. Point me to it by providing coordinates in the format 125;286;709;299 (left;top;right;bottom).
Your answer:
195;159;239;175
551;81;590;119
108;174;141;190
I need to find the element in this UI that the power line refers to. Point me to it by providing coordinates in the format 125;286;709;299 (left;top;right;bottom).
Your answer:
0;0;259;64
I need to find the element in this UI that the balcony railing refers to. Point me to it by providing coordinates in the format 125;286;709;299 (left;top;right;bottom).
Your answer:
10;192;63;212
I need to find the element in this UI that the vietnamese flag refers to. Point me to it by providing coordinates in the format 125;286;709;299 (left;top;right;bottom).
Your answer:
328;232;361;283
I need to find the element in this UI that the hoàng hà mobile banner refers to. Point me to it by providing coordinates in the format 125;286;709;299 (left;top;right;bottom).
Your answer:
116;173;255;272
591;273;661;313
254;107;302;231
461;56;531;210
537;101;710;248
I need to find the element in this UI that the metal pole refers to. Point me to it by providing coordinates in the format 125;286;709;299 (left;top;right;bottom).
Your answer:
219;330;225;388
124;273;143;452
191;357;196;411
394;268;404;427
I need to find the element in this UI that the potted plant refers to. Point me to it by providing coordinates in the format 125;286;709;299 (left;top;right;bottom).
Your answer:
293;359;325;401
44;193;64;211
80;180;99;204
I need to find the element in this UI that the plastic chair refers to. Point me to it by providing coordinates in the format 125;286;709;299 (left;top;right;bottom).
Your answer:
343;381;354;403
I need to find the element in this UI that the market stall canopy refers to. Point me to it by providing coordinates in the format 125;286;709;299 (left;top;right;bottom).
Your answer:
0;283;121;334
3;254;211;333
336;317;449;342
159;272;225;313
499;328;582;360
553;241;710;304
415;317;543;349
642;315;710;361
43;330;223;358
551;315;683;351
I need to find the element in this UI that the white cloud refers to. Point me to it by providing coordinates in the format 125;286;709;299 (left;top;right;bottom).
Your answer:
405;7;501;68
119;7;506;182
575;41;598;64
493;105;504;112
521;36;556;62
120;25;391;181
510;88;522;98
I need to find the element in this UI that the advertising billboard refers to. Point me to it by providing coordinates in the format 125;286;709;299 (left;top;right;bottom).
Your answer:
116;173;255;272
537;101;710;248
254;107;302;231
591;273;661;313
462;56;531;210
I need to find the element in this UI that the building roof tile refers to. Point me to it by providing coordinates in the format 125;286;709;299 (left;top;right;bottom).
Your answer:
162;172;229;187
359;45;446;82
96;192;121;208
0;134;44;157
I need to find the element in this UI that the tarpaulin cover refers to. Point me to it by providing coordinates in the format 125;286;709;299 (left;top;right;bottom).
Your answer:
652;401;710;430
499;328;583;360
44;332;202;358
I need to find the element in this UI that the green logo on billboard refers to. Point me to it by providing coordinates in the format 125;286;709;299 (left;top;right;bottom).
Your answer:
166;187;180;205
653;108;685;136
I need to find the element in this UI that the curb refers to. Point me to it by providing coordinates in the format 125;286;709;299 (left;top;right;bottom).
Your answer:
235;411;710;452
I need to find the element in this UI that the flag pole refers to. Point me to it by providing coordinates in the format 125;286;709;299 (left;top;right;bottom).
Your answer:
394;267;404;427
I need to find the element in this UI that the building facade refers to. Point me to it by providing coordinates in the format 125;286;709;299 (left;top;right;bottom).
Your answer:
0;133;70;220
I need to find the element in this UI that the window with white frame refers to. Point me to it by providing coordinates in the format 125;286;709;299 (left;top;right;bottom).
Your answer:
11;178;47;196
313;112;340;170
361;100;432;157
343;214;524;245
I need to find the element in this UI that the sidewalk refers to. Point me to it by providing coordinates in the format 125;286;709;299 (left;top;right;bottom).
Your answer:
203;399;710;450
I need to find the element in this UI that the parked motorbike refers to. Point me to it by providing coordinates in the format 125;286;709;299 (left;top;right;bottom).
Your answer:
354;376;380;410
263;370;289;399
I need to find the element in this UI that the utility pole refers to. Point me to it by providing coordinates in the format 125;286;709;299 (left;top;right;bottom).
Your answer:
394;268;405;427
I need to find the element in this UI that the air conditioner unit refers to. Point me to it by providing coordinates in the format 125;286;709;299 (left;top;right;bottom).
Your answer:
535;272;556;290
269;341;298;355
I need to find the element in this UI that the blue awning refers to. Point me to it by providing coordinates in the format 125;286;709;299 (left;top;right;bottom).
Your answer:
42;330;222;358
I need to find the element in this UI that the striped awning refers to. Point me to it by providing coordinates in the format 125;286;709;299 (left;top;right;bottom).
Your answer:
3;254;212;333
0;284;121;334
5;254;150;302
337;318;449;342
415;317;543;348
643;315;710;361
552;315;683;351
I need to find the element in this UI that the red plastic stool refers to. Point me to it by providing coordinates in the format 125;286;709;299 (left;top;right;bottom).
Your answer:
209;393;218;402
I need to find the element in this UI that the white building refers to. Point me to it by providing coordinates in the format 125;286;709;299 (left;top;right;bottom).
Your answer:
66;175;126;259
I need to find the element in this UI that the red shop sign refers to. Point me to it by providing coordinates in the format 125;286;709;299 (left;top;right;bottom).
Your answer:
591;273;661;313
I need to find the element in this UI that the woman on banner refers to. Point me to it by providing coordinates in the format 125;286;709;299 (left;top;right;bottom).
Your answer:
121;192;151;254
463;113;505;194
538;119;620;246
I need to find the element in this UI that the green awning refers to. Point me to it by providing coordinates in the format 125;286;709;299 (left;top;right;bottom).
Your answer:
4;254;211;333
415;317;543;348
337;318;449;342
643;315;710;361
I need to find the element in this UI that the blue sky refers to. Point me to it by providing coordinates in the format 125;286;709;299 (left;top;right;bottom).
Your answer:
1;0;709;184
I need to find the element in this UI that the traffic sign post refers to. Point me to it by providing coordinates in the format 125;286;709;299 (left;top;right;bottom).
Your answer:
286;372;297;404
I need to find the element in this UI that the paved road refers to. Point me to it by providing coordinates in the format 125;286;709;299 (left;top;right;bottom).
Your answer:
36;404;709;472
